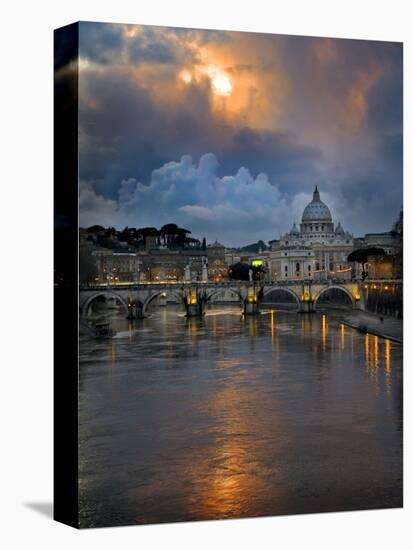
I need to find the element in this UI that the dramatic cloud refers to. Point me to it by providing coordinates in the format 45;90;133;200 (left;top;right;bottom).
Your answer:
80;154;292;245
76;22;403;244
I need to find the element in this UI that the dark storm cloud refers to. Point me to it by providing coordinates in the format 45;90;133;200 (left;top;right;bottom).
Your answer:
79;22;201;67
79;64;320;201
171;26;231;46
224;127;322;192
338;130;402;233
128;32;177;64
127;26;197;65
268;34;403;233
79;22;124;64
366;51;402;134
78;24;402;244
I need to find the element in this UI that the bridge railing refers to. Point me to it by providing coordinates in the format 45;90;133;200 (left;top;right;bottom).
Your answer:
79;279;366;291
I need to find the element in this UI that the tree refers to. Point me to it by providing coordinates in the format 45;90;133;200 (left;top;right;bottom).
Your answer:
241;240;268;253
160;223;178;246
160;223;179;233
348;247;385;280
228;262;266;281
348;247;385;264
202;237;206;250
174;227;191;249
86;224;105;233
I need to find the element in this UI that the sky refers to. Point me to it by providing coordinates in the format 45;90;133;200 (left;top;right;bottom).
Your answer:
75;22;402;246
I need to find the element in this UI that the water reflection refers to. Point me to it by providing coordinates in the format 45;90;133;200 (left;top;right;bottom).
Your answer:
374;335;379;370
322;314;327;352
270;309;275;349
186;317;199;344
193;383;266;518
385;339;391;391
79;306;402;527
110;340;116;367
247;317;258;339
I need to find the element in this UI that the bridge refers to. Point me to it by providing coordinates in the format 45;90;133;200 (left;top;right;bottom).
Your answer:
79;279;364;318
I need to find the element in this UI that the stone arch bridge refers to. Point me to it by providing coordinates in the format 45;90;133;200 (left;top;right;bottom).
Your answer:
79;280;363;318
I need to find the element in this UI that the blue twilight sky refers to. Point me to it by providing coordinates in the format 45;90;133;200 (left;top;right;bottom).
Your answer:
74;22;402;246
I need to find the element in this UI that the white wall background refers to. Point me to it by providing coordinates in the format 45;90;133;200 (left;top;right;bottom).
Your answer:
1;0;411;548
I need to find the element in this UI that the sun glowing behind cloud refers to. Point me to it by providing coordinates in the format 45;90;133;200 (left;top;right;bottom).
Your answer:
179;64;233;96
207;66;233;96
179;69;192;84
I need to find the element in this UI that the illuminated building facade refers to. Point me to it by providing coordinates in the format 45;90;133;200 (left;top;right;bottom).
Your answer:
93;249;208;283
207;241;228;281
268;186;354;281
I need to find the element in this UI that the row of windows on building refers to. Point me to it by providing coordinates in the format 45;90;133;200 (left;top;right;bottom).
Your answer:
309;224;327;231
284;262;347;276
284;239;350;245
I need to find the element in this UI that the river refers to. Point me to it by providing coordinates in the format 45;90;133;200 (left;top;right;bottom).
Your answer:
78;305;403;528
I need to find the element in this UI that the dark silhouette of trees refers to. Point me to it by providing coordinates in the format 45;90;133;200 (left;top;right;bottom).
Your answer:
348;247;385;280
86;225;105;233
228;262;266;281
85;223;202;251
348;247;385;264
240;240;269;253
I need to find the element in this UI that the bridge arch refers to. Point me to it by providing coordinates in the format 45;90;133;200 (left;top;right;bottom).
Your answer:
81;291;129;317
206;287;242;303
142;289;184;313
313;285;355;309
262;286;301;308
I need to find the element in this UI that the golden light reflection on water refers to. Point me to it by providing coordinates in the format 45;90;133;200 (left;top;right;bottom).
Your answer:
374;335;379;370
190;383;276;519
364;334;375;378
340;323;345;352
322;314;328;352
385;339;391;390
301;315;313;336
270;309;275;336
247;317;258;338
363;333;395;393
188;315;398;520
270;309;280;362
186;317;199;343
270;309;275;349
80;308;403;526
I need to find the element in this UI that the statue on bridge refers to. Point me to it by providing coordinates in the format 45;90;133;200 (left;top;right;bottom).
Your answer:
201;257;208;283
184;262;191;282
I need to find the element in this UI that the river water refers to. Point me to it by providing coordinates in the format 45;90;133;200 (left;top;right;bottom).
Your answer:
78;305;403;528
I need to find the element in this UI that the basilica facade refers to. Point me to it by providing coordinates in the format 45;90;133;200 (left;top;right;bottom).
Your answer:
267;186;354;281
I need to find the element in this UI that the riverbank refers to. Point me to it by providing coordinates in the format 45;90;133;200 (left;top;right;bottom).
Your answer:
340;310;403;343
